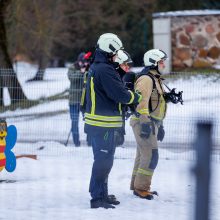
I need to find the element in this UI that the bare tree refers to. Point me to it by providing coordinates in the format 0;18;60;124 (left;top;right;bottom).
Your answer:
6;0;66;81
26;0;62;81
0;0;27;106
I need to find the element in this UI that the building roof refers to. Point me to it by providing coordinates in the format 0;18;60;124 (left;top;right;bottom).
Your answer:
153;10;220;18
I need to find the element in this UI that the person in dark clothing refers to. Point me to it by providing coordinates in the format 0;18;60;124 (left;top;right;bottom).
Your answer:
115;49;133;78
68;52;90;147
84;33;142;209
114;49;134;146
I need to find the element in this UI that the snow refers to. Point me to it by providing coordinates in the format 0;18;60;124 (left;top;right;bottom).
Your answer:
0;143;219;220
213;65;220;70
0;63;220;220
153;10;220;18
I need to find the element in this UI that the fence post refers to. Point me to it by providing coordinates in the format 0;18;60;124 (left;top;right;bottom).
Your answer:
194;122;212;220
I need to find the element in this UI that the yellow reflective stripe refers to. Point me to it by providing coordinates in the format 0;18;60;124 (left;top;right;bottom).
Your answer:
137;168;153;176
80;88;86;106
85;119;122;127
119;103;122;115
85;113;122;122
90;77;95;115
131;116;140;120
137;108;150;115
127;90;134;104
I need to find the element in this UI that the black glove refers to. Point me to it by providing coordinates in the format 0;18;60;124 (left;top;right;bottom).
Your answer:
157;125;165;141
114;130;125;146
133;91;142;104
124;104;140;119
140;122;152;139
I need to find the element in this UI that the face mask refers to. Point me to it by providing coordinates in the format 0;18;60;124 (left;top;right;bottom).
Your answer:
158;65;165;73
158;59;166;73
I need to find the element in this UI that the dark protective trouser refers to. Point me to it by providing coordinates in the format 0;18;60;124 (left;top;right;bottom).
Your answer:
69;104;80;146
89;130;116;200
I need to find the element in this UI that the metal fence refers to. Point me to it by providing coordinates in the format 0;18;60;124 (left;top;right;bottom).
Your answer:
0;68;220;162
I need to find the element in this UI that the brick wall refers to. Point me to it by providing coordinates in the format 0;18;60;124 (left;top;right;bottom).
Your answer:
171;15;220;69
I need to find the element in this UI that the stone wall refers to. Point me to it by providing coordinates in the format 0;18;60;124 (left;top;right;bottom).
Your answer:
171;15;220;70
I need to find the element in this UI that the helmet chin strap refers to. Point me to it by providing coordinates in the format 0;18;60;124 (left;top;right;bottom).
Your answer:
112;61;119;69
106;51;116;62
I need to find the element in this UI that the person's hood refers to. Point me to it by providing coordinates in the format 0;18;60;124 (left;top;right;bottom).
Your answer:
93;49;112;64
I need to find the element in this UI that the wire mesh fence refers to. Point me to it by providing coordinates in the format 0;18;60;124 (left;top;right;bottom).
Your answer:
1;67;220;220
0;67;220;162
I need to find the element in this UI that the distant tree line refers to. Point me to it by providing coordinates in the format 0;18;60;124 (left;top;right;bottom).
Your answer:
0;0;219;106
2;0;219;68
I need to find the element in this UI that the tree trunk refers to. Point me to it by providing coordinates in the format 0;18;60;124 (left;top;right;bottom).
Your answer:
0;77;3;106
27;54;48;82
0;0;27;106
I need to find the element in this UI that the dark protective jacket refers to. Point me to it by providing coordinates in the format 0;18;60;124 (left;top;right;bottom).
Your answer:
84;49;138;134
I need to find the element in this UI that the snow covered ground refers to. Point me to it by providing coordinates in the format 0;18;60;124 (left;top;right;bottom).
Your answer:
0;143;219;220
0;63;220;220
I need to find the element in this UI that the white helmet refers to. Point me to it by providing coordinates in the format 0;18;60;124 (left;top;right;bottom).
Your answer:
97;33;123;55
115;50;132;65
144;49;167;67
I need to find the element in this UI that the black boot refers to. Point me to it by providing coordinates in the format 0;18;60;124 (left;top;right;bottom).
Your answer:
150;191;159;196
106;194;120;205
133;189;158;200
90;199;115;209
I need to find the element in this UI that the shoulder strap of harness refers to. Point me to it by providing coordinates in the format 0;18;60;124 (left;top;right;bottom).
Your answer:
136;71;159;114
136;72;156;90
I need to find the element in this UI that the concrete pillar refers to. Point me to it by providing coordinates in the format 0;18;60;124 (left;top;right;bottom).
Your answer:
153;18;171;73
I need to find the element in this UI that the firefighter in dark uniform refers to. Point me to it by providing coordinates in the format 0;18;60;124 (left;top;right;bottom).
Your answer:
84;33;142;209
